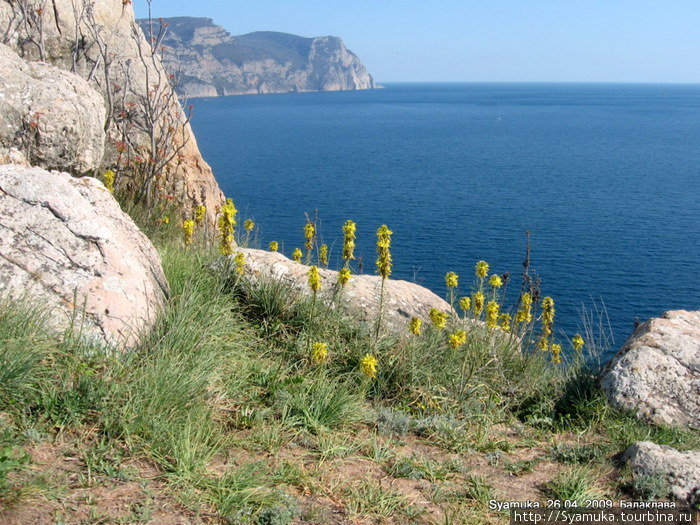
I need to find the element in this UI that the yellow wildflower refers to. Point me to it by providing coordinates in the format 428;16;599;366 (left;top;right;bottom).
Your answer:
244;219;255;231
342;220;357;261
162;216;170;225
516;293;533;323
103;169;115;193
572;334;585;352
475;260;489;279
459;296;471;312
486;301;499;327
307;265;321;292
319;244;329;266
360;354;378;379
429;308;448;330
537;337;549;351
489;275;503;288
338;267;351;286
409;317;422;335
473;291;484;316
551;343;562;364
304;222;316;253
375;225;393;279
218;198;237;256
499;313;512;332
448;330;467;349
445;272;459;289
182;219;195;245
194;205;206;224
292;248;302;262
234;251;245;275
541;296;555;337
269;241;279;252
311;342;329;364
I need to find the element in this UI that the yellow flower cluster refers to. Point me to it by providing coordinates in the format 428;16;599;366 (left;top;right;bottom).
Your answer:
312;342;329;364
103;170;115;193
375;225;393;279
541;296;555;337
429;308;448;329
234;251;245;275
516;293;533;323
459;297;471;312
499;313;512;332
320;244;329;266
269;241;279;252
572;334;585;351
182;219;195;245
292;248;302;262
342;220;356;261
162;216;170;225
448;330;467;349
195;205;206;224
360;354;378;379
307;265;321;292
218;198;237;256
475;260;489;279
445;272;459;289
486;301;500;327
244;219;255;232
489;274;503;288
551;343;562;364
409;317;422;335
473;291;484;316
338;267;351;286
305;223;316;254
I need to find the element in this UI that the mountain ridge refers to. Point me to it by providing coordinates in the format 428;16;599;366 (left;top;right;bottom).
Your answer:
137;17;376;98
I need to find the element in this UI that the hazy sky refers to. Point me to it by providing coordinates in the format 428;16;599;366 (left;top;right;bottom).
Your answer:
133;0;700;83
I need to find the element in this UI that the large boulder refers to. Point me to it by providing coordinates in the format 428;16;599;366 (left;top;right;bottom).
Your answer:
600;310;700;430
623;441;700;505
236;248;450;331
0;43;105;173
0;164;168;347
0;0;224;222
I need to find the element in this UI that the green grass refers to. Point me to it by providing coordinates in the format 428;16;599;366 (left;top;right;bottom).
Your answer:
1;222;698;521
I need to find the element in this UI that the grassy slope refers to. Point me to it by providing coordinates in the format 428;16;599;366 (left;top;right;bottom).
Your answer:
0;227;698;524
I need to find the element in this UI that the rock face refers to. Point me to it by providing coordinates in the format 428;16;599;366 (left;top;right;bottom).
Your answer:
236;249;449;330
0;43;105;173
623;441;700;505
137;17;376;98
0;165;168;347
600;310;700;430
0;1;224;222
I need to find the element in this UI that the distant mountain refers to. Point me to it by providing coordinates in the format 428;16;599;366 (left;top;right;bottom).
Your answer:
136;17;376;98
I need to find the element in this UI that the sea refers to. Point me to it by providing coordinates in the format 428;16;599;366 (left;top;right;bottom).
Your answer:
189;83;700;362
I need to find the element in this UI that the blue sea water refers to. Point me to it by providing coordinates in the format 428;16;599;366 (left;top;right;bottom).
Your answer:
189;83;700;361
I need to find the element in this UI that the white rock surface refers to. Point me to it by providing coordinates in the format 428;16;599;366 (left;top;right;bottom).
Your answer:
0;43;105;173
0;164;168;347
237;248;450;330
601;310;700;429
624;441;700;505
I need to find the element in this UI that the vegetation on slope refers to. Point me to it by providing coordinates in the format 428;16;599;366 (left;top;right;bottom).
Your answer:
0;209;698;524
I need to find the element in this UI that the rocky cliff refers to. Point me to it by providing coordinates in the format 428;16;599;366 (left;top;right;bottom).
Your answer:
0;1;224;223
137;17;376;98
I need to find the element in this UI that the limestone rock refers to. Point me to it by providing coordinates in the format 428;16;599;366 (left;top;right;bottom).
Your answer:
623;441;700;505
0;164;168;347
0;43;105;173
235;248;449;331
0;1;224;222
136;18;376;98
600;310;700;430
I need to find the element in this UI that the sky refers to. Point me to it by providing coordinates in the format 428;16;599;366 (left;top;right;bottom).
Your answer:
133;1;700;83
